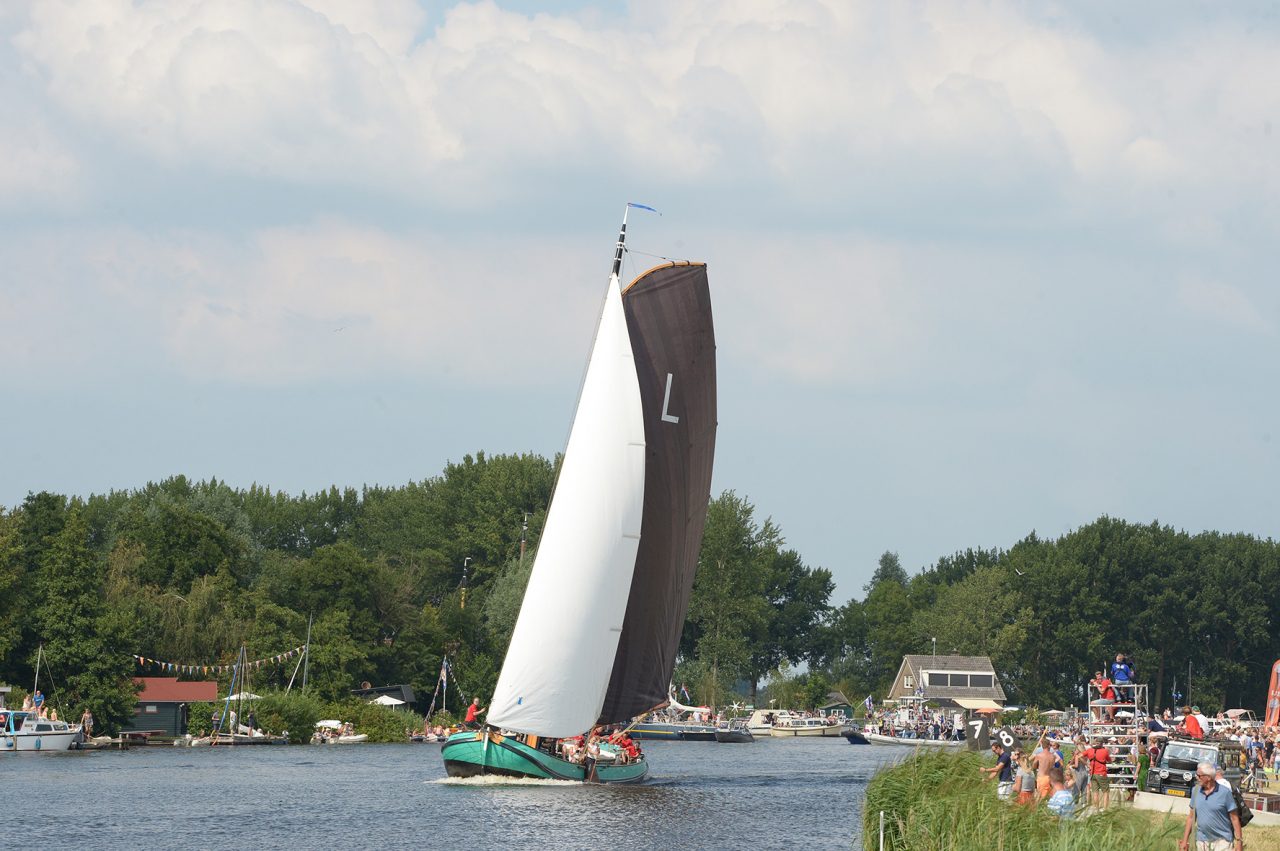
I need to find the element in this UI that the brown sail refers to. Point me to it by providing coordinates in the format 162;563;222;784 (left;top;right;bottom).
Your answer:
596;261;717;725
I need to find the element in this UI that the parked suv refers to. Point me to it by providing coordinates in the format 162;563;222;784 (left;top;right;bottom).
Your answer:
1146;736;1245;798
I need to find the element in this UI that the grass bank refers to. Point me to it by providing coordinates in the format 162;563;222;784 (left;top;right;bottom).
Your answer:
863;750;1178;850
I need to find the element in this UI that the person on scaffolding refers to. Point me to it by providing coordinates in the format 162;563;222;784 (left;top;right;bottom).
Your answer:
1109;653;1135;707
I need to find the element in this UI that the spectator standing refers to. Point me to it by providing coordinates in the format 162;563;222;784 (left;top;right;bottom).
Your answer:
1083;738;1112;809
1179;761;1242;851
1070;736;1091;800
1013;750;1035;805
1046;767;1075;818
981;742;1014;800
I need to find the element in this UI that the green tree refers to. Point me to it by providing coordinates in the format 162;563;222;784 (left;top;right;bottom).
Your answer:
862;551;914;693
685;492;771;705
33;508;138;732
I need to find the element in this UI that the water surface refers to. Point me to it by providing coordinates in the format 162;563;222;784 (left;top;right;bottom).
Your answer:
5;737;903;849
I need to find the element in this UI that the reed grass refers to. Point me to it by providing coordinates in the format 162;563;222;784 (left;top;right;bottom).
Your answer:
862;750;1179;850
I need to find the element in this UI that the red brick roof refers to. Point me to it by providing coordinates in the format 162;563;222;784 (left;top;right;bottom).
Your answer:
134;677;218;702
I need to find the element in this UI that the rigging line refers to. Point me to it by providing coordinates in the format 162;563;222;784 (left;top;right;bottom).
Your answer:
623;247;676;262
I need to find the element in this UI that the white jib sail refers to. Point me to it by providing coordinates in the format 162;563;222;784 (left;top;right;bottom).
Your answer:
487;275;646;739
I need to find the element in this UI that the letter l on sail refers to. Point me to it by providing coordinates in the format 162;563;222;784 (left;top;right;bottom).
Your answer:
661;373;680;423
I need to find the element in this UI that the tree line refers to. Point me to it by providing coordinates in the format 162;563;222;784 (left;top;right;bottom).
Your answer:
1;453;1276;733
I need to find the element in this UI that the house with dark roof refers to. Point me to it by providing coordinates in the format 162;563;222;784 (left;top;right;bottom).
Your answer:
818;690;854;719
887;655;1006;711
122;677;218;737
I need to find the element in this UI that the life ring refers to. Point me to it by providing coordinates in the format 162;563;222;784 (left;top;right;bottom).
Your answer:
34;737;42;750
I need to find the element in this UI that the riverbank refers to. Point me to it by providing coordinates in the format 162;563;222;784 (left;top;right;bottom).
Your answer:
864;750;1174;850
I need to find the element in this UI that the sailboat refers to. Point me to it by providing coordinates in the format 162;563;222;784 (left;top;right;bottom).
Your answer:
441;206;717;783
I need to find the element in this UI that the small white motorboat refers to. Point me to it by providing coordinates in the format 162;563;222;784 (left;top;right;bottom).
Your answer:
770;716;843;737
312;720;367;744
1;711;81;753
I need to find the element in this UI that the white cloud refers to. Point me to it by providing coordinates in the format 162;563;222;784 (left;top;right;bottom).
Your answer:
1176;278;1273;334
0;221;938;388
0;117;79;207
6;0;1276;230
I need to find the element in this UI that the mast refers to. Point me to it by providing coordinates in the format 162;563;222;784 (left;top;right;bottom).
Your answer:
611;203;658;279
610;206;629;278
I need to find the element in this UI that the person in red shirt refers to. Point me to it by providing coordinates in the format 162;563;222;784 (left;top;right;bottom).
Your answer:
1091;671;1117;721
1181;705;1204;739
464;697;486;729
1083;739;1112;809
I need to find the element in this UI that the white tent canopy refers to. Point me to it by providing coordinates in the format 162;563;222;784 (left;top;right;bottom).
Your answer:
315;719;343;729
370;695;405;706
226;692;261;701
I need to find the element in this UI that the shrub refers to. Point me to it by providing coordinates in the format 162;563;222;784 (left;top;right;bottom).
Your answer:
321;697;419;743
255;692;324;743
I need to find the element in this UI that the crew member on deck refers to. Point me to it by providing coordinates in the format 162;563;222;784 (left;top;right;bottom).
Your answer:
465;697;486;729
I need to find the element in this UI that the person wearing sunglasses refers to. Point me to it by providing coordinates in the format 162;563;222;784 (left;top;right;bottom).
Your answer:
1179;761;1243;851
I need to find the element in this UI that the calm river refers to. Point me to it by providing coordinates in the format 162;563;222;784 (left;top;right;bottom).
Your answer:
6;737;904;849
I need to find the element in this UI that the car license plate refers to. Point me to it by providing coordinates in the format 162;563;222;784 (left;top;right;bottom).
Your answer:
1165;789;1187;797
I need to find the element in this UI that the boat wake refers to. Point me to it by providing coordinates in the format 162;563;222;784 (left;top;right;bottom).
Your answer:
431;775;582;788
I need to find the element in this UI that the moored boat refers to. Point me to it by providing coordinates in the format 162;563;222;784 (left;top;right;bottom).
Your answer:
770;716;843;737
0;711;81;752
841;724;871;745
312;720;367;744
441;205;717;783
714;718;755;743
865;731;965;747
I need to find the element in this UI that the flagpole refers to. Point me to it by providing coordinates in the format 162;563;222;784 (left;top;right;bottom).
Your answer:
301;613;312;695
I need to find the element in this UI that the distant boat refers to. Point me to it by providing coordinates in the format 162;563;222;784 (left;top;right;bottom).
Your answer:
770;716;843;737
441;206;717;783
841;724;871;745
865;732;964;748
714;718;755;744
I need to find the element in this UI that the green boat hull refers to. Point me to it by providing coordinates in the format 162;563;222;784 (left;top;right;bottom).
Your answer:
442;731;648;784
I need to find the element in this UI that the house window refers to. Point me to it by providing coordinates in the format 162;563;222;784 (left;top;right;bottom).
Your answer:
970;674;993;688
904;676;915;689
948;674;969;688
144;705;159;714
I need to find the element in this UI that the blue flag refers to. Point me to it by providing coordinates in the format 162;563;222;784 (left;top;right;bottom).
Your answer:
627;202;659;213
865;695;875;713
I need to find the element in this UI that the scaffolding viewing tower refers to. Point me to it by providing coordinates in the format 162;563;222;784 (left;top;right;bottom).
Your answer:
1084;681;1148;794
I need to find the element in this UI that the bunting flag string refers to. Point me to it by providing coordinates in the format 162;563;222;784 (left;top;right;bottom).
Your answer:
132;645;306;676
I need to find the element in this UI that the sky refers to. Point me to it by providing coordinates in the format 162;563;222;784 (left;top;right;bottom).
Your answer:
1;0;1277;603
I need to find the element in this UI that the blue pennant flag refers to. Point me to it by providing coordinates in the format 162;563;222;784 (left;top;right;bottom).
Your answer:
627;202;659;213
